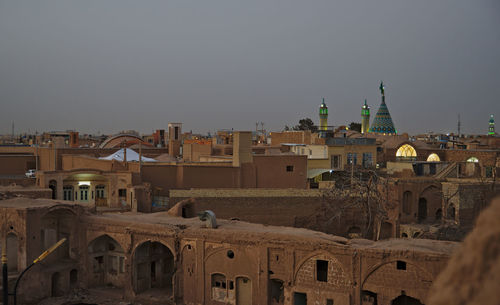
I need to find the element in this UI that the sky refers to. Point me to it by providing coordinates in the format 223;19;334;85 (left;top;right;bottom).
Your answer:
1;0;499;136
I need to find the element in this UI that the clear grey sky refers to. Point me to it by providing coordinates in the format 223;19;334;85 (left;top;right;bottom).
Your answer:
1;0;499;135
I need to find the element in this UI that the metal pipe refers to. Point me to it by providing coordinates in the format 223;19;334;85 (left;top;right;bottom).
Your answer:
12;238;66;305
2;257;8;305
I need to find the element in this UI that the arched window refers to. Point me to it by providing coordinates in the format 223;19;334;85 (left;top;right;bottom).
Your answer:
211;273;227;302
466;157;479;163
396;144;417;161
427;153;440;162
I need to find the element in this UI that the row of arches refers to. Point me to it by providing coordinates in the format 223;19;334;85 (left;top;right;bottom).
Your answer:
395;144;481;163
402;187;456;224
87;235;175;297
291;252;429;305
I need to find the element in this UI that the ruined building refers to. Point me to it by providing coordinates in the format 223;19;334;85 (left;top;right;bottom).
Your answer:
0;197;456;305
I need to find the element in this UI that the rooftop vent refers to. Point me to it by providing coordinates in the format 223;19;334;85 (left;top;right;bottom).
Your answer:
198;210;217;228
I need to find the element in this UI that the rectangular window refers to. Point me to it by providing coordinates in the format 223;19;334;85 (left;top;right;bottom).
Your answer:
294;292;307;305
316;260;328;282
326;299;334;305
331;155;341;169
118;189;126;197
396;260;407;270
286;165;294;172
486;166;493;178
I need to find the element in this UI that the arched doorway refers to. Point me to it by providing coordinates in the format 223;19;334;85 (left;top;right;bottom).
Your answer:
133;241;174;295
49;180;57;199
418;198;427;223
51;272;61;297
7;233;18;272
70;269;78;289
236;276;252;305
391;295;423;305
88;235;125;288
379;222;393;239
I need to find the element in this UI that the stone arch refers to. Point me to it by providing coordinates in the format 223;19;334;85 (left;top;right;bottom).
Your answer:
132;240;175;295
204;246;234;262
427;153;440;162
293;251;349;288
41;207;76;261
87;234;126;288
362;260;433;303
418;185;441;224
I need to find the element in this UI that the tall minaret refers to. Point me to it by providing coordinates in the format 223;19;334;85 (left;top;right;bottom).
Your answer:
488;114;495;135
361;99;370;134
319;98;328;131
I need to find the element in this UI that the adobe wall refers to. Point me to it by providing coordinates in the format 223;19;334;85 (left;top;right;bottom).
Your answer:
271;131;314;145
3;198;457;305
170;189;372;237
0;155;36;175
181;165;239;188
396;180;443;225
444;149;497;166
442;181;498;231
253;155;307;189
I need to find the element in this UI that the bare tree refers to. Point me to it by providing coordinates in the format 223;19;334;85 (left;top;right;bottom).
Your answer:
320;169;392;239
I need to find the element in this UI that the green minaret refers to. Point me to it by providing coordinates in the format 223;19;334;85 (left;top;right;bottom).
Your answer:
319;98;328;131
488;114;495;135
361;99;370;134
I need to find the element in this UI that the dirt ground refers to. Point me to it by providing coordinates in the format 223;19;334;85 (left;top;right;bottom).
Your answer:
36;287;175;305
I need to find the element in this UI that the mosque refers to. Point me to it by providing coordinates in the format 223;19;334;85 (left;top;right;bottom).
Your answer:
318;81;398;136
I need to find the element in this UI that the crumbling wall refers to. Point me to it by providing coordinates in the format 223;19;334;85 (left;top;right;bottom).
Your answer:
428;196;500;305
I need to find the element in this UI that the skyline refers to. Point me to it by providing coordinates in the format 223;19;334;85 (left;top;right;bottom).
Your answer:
1;0;499;135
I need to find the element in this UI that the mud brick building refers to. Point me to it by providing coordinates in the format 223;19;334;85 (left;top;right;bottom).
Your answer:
0;198;456;305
